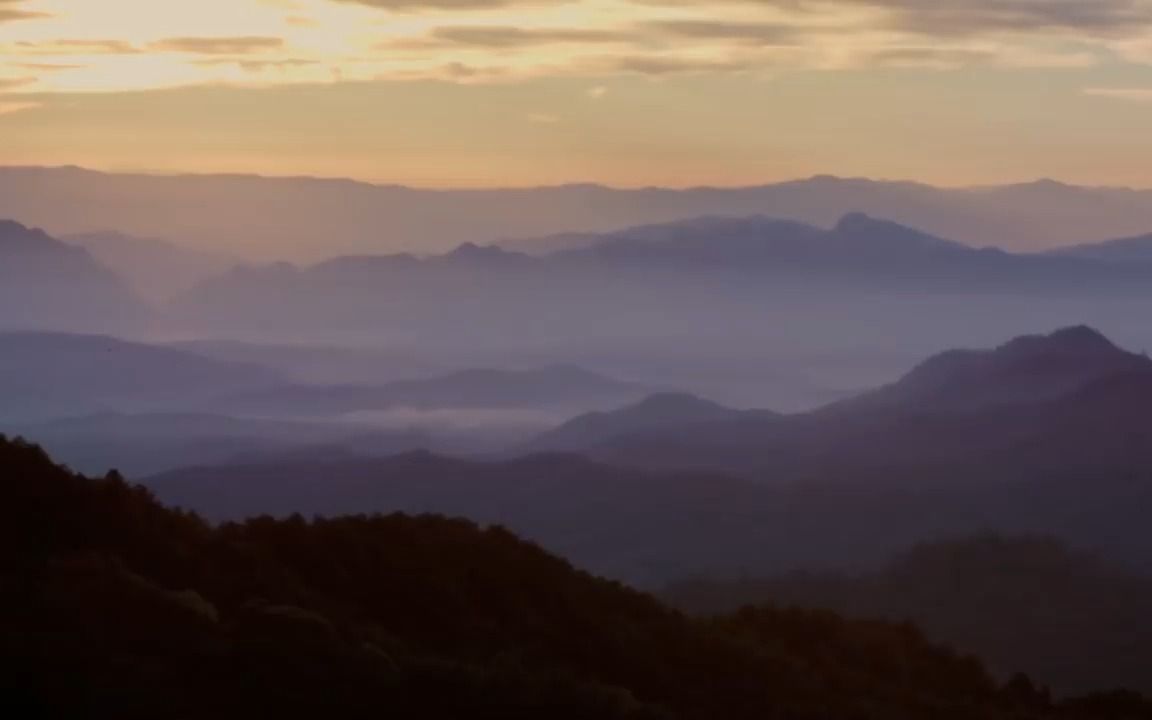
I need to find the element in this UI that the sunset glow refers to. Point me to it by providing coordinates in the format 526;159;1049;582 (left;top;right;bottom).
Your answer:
4;0;1152;186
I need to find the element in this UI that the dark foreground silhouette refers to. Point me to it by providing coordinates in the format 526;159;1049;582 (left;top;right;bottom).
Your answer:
3;436;1152;719
666;536;1152;696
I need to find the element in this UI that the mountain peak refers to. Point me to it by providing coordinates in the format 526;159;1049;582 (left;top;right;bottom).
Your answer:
1000;325;1119;358
831;212;964;252
0;219;60;250
849;326;1149;414
629;392;730;415
833;211;880;232
448;242;509;258
524;391;743;454
0;218;31;234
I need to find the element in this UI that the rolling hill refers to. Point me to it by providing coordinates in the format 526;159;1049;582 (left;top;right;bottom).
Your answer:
524;393;773;454
0;331;284;421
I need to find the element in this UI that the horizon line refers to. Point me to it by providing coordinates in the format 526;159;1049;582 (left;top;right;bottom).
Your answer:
3;164;1150;195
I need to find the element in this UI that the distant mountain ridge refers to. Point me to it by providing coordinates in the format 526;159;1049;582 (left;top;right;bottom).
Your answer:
63;230;236;303
538;326;1152;479
140;326;1152;587
0;331;284;421
525;393;776;454
0;220;148;334
8;165;1152;259
170;213;1152;345
834;325;1152;414
1051;231;1152;265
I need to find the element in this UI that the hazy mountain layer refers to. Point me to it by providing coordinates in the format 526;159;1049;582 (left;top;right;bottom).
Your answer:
7;166;1152;259
0;220;148;335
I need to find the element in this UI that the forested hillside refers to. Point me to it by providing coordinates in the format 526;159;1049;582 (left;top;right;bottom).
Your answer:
5;436;1150;719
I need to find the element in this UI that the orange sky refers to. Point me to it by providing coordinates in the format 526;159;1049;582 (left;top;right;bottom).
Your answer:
3;0;1152;187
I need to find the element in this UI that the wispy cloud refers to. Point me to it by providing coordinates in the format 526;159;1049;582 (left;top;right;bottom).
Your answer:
0;100;41;115
849;0;1152;38
335;0;568;9
0;0;51;23
149;36;285;55
12;62;85;71
605;54;761;76
1084;86;1152;102
409;25;632;48
194;58;320;72
0;76;37;91
2;0;1152;94
13;39;140;55
639;0;1152;38
640;20;805;45
867;47;998;68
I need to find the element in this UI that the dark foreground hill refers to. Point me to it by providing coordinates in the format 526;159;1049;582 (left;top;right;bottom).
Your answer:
666;536;1152;696
142;444;1152;591
4;436;1150;719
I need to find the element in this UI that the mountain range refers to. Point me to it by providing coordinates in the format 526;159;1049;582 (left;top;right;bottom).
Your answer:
166;212;1152;359
566;326;1152;478
6;166;1152;259
5;412;433;478
141;326;1152;587
5;211;1152;413
1050;232;1152;265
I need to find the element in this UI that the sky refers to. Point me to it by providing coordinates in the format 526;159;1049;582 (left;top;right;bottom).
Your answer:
3;0;1152;187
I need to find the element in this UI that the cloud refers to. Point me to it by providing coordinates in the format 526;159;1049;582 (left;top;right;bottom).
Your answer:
855;0;1152;37
587;85;608;98
1084;86;1152;102
527;112;561;123
333;0;567;10
606;54;759;75
416;25;631;48
12;62;84;71
149;36;286;55
0;76;37;91
194;58;320;72
641;20;805;45
0;0;50;23
640;0;1152;39
867;47;998;67
0;100;40;115
14;39;140;55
